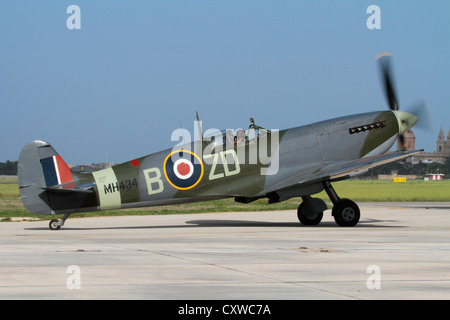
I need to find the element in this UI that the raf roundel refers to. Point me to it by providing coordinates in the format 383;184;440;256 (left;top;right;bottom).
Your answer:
164;150;204;190
173;159;194;180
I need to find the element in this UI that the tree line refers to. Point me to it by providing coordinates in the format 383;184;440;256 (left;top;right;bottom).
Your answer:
0;161;18;175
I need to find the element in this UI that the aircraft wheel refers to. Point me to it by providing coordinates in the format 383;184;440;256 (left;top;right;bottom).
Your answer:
332;199;360;227
297;203;323;226
49;219;61;230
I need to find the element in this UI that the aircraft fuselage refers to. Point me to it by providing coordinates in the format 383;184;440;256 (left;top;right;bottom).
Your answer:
40;110;401;215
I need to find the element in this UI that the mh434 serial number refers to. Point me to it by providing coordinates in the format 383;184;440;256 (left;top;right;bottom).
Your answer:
103;178;138;194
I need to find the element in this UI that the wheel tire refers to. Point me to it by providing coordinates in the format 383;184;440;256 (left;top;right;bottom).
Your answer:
297;202;323;226
49;219;61;230
332;199;360;227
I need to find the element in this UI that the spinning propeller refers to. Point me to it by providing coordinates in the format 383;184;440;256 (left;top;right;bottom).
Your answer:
376;52;431;150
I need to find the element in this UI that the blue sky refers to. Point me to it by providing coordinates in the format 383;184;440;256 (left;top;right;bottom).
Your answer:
1;1;449;164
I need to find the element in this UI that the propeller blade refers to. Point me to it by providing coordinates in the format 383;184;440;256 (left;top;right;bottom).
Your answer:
376;52;399;111
377;53;431;151
407;99;433;132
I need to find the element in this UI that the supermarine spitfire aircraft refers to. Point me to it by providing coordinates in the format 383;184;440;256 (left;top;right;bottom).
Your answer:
18;53;427;230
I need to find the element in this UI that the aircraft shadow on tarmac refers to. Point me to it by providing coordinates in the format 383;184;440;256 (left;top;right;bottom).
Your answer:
185;218;404;228
25;218;405;231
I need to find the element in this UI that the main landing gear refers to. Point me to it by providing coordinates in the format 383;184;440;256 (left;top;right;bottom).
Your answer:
49;213;71;230
297;181;360;227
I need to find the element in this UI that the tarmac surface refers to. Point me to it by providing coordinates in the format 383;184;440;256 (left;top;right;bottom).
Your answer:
1;202;450;300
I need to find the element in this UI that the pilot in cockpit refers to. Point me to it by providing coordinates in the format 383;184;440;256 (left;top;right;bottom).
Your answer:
234;129;246;146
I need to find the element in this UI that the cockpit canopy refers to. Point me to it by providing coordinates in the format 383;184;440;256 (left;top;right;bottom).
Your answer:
203;118;271;148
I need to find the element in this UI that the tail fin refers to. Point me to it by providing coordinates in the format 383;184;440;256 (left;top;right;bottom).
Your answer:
18;140;73;214
41;154;73;187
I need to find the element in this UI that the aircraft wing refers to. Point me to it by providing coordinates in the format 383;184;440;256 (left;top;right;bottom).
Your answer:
262;149;423;195
315;149;423;181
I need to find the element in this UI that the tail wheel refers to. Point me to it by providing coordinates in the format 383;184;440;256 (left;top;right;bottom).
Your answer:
48;213;71;230
49;219;61;230
297;202;323;226
332;199;360;227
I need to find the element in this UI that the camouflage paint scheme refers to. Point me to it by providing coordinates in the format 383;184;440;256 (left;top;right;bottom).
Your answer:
18;109;420;229
18;53;424;229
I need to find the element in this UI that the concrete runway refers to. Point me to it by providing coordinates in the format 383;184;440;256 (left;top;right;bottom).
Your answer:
1;202;450;300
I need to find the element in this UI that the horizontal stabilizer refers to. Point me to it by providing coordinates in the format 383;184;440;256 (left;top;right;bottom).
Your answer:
44;182;95;194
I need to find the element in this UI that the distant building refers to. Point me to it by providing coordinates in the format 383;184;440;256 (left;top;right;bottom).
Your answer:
399;128;450;164
396;129;416;152
425;173;444;181
436;128;450;155
70;162;115;173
